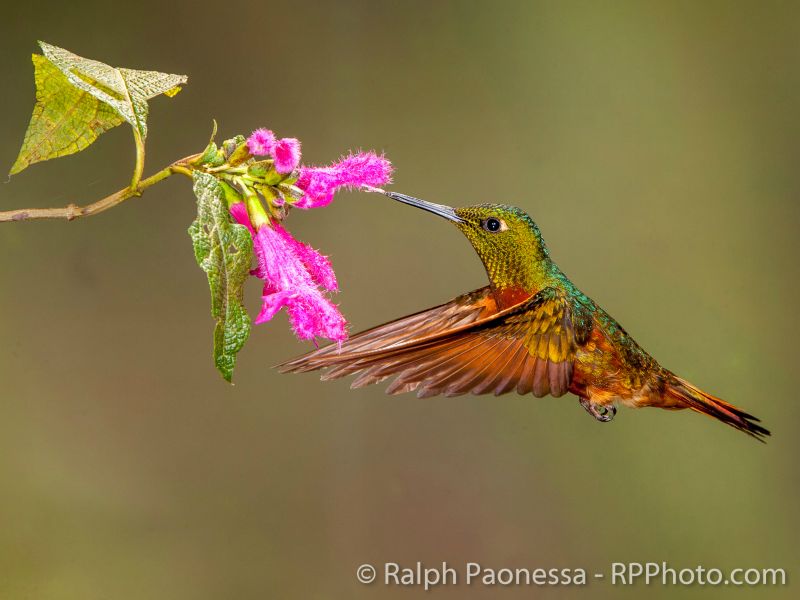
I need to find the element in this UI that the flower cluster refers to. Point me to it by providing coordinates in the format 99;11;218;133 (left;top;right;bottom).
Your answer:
247;128;302;175
224;128;393;343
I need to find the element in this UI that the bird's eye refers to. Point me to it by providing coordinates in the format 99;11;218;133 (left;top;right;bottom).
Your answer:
483;217;504;232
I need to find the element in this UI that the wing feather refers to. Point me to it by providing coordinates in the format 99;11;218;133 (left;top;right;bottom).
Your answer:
278;286;584;399
287;286;497;369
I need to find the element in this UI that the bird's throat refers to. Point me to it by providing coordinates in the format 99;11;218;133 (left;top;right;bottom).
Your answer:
491;285;536;309
482;256;556;309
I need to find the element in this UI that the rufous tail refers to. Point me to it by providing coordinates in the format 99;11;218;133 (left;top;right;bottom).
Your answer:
665;374;769;441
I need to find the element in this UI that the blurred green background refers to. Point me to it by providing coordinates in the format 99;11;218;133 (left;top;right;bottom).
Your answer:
0;1;797;598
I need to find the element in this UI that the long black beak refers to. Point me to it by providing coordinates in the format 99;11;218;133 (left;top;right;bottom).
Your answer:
363;186;463;223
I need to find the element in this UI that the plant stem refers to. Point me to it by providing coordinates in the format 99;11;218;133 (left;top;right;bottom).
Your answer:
0;153;200;223
130;128;146;190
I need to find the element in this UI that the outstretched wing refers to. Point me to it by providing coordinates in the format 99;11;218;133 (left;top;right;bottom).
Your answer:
285;286;498;366
279;287;583;398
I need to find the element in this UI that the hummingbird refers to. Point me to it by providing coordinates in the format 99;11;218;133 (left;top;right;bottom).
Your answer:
279;190;769;441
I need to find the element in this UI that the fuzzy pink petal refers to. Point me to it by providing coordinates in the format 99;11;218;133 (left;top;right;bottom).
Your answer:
254;290;295;325
247;128;276;156
229;202;255;234
294;169;336;208
251;225;292;282
295;152;392;208
332;151;394;188
250;224;347;341
286;294;348;341
273;138;302;174
293;244;338;292
273;224;338;291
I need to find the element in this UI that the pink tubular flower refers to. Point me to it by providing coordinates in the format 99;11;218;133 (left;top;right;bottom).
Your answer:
250;222;347;342
276;226;338;292
273;138;302;174
229;202;254;234
247;128;276;156
225;132;392;345
295;151;393;208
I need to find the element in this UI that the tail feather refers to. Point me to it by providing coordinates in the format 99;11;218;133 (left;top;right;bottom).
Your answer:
665;375;770;442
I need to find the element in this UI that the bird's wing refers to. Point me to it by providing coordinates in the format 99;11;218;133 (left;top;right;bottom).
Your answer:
278;287;583;398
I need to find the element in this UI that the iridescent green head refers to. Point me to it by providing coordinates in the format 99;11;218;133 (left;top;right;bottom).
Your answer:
453;204;550;279
378;191;552;302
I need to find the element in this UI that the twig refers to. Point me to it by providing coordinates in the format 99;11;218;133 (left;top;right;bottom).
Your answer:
0;153;201;223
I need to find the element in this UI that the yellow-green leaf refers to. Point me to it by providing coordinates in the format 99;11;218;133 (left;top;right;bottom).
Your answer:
9;54;124;175
39;41;188;140
10;42;188;176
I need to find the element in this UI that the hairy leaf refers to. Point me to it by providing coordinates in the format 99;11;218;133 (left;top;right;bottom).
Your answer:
188;172;253;382
10;42;187;175
39;41;187;139
9;55;124;175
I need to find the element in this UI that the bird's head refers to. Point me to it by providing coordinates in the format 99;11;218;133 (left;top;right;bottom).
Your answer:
372;189;553;305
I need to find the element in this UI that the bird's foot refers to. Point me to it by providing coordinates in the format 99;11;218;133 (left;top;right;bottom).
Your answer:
579;397;616;423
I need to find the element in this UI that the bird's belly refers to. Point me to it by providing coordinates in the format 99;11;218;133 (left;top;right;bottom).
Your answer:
570;327;651;406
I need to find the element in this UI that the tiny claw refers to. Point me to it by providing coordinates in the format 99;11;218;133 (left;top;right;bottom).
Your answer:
579;397;616;423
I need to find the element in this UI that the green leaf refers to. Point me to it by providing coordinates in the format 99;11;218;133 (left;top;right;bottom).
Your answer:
196;141;226;167
39;41;187;140
10;42;187;175
9;54;125;175
188;172;254;382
